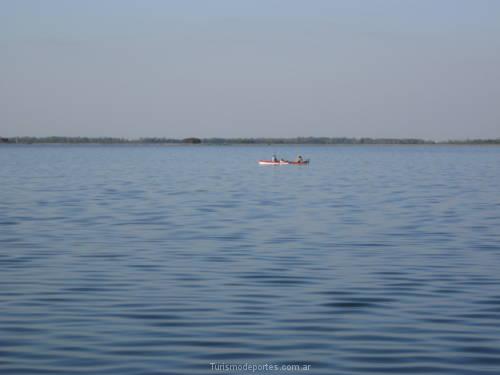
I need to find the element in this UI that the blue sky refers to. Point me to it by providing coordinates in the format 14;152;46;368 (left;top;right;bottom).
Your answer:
1;0;499;139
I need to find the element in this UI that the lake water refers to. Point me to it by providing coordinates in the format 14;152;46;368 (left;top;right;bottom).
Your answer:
1;145;500;375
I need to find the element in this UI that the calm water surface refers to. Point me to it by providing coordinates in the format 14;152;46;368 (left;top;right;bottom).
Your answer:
1;145;500;375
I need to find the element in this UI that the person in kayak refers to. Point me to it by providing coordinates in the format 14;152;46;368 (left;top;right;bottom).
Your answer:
296;155;304;163
272;154;278;162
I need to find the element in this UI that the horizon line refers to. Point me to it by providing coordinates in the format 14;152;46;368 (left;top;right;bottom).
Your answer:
2;136;500;145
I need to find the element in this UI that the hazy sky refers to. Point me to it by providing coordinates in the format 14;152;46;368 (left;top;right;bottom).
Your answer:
1;0;499;139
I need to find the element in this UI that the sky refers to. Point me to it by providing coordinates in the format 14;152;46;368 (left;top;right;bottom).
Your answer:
1;0;500;140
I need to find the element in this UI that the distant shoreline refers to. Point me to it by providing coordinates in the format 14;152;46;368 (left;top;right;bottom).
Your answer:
1;136;500;145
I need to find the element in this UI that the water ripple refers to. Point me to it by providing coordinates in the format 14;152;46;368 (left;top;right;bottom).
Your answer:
1;145;500;374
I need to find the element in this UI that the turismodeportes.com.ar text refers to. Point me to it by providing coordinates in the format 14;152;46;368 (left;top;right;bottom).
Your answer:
209;362;312;372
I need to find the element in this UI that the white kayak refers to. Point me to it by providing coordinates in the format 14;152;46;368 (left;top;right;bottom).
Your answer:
258;160;309;165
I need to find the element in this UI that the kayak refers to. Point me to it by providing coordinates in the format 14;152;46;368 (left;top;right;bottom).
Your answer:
258;160;309;165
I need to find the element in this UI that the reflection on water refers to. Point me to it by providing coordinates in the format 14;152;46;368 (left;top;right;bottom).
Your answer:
1;145;500;374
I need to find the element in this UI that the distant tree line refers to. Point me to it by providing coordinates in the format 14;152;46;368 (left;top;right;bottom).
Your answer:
201;137;435;145
1;136;499;145
443;139;500;145
0;136;189;144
